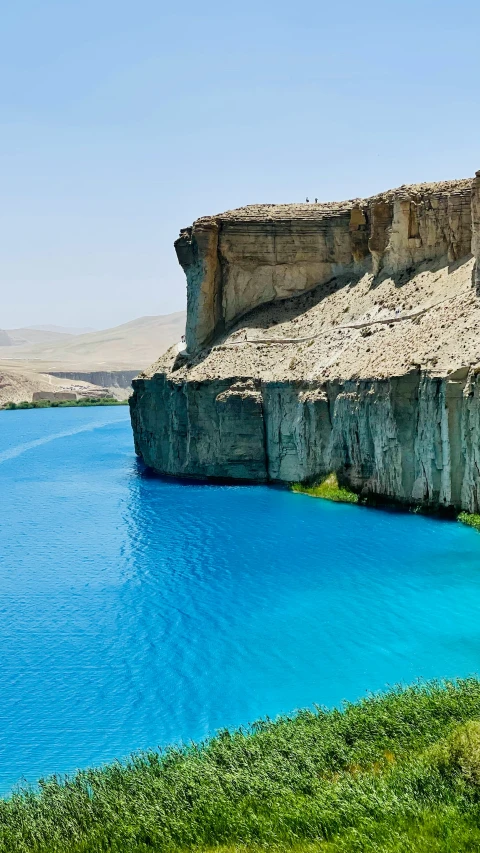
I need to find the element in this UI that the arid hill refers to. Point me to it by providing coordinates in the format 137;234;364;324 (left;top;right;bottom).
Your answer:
0;312;186;403
0;313;185;372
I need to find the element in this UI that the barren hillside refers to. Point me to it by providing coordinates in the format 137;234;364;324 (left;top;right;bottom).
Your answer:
151;256;477;383
0;365;108;406
0;312;186;404
0;313;186;372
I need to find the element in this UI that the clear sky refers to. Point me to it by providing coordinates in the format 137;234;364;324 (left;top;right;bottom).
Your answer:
2;0;479;329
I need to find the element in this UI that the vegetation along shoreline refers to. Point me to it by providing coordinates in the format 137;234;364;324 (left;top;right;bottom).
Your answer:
1;397;129;410
3;680;480;852
292;472;480;532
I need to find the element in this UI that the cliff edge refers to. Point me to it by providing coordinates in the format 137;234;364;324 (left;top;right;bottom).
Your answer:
130;171;480;512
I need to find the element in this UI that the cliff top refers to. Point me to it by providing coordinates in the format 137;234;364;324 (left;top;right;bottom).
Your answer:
193;178;472;227
163;172;479;384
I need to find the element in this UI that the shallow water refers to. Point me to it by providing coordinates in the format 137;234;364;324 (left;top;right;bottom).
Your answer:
1;406;480;793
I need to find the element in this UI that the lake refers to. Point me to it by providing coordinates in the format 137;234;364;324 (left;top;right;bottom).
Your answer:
1;405;480;793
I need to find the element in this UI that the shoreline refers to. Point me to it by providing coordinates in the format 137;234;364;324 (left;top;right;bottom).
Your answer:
292;472;480;531
1;397;128;411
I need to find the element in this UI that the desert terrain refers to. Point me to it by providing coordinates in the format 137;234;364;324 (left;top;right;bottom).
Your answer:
0;312;185;405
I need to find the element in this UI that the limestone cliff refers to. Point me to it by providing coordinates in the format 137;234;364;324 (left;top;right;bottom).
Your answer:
130;171;480;512
176;179;472;354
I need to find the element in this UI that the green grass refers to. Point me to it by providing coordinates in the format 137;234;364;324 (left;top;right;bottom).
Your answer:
3;680;480;851
292;473;358;504
458;512;480;532
2;397;128;410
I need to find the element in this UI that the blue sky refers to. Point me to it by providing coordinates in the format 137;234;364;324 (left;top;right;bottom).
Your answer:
1;0;479;329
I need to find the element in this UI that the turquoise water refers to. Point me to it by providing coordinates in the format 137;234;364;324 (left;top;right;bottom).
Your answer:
1;407;480;793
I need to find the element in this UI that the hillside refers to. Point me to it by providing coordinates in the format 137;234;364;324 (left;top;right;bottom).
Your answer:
0;364;109;406
0;330;15;346
24;324;95;335
4;328;76;346
149;255;476;384
0;312;185;372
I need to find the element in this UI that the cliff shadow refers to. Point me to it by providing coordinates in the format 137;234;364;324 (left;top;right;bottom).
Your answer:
179;270;366;369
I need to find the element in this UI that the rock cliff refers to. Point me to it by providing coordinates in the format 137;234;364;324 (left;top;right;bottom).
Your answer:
130;172;480;512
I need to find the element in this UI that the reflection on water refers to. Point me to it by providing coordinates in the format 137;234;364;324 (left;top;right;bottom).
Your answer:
0;406;480;793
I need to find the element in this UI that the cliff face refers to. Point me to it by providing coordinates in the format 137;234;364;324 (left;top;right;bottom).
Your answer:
131;370;480;512
130;172;480;512
49;370;138;390
175;179;472;354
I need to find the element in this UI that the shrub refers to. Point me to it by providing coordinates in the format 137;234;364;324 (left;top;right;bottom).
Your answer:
292;472;358;504
2;681;480;851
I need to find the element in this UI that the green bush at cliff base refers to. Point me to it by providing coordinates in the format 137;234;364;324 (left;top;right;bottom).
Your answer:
292;473;358;504
458;511;480;531
4;681;480;852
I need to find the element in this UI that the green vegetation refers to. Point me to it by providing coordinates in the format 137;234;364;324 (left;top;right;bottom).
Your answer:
458;511;480;532
2;397;128;411
4;680;480;851
292;473;358;504
293;479;480;535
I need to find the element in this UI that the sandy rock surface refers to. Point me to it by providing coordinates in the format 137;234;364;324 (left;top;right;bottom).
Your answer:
146;256;478;383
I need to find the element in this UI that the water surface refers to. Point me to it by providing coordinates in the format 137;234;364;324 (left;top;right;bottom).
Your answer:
1;406;480;793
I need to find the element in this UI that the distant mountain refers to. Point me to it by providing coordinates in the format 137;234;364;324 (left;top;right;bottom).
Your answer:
0;312;186;371
6;328;76;346
0;330;15;346
25;324;96;335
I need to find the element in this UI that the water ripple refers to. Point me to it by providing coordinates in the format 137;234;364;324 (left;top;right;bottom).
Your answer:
0;406;480;793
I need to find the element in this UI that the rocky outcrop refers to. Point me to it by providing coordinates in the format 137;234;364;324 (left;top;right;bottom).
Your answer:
48;370;138;389
32;391;78;402
130;171;480;512
176;180;472;353
131;377;267;481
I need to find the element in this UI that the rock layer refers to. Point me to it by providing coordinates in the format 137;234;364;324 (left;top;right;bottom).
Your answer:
176;179;472;353
131;369;480;512
130;172;480;512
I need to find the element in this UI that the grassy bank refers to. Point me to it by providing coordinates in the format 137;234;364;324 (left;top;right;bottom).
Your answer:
4;680;480;851
2;397;128;410
292;473;358;504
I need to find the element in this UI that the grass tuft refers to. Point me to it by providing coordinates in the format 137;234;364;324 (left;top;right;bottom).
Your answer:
292;473;358;504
